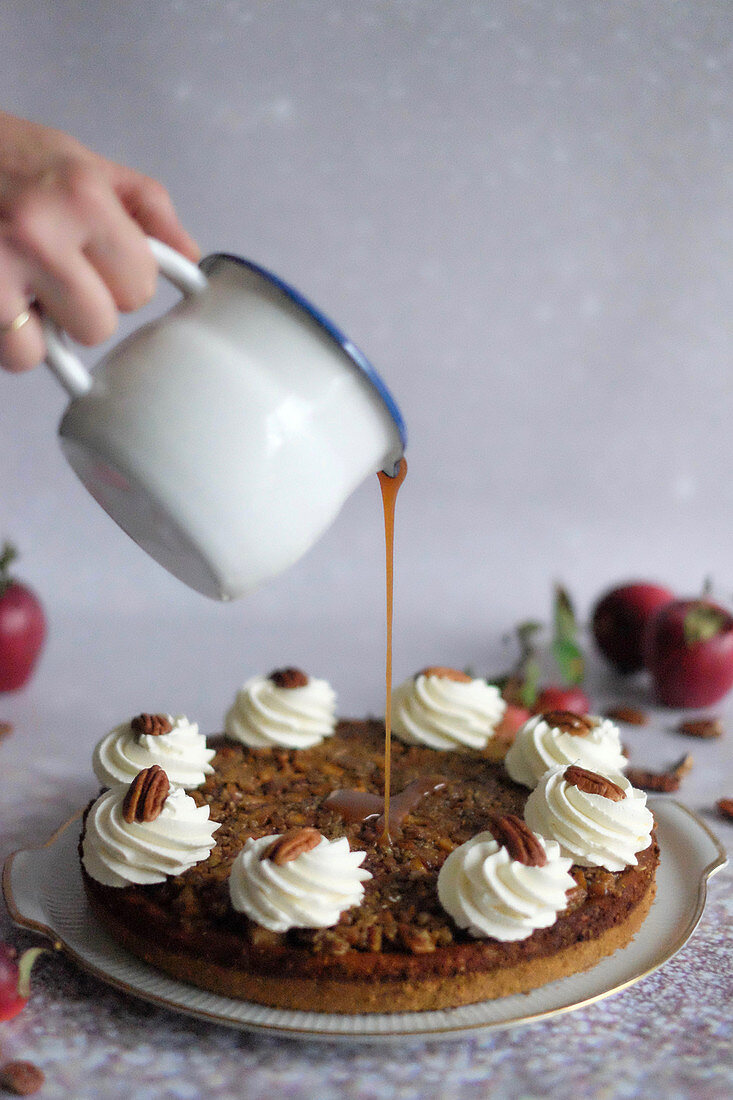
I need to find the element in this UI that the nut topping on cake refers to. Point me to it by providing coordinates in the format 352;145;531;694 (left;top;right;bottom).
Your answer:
564;765;625;801
419;666;472;682
130;713;173;737
540;711;594;735
269;667;309;689
489;814;547;866
262;827;322;864
122;765;170;823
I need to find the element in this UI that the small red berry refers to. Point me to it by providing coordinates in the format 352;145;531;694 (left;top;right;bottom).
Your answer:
0;943;45;1021
533;684;590;715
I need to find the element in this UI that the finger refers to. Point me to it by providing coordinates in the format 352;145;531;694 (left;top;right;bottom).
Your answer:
33;251;119;347
3;161;122;345
83;209;158;314
7;159;159;320
0;243;44;370
0;303;46;372
114;168;201;262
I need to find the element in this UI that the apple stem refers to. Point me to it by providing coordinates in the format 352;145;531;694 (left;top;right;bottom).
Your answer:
0;542;17;597
16;947;46;1000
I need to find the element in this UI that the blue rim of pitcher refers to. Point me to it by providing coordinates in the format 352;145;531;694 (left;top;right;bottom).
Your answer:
200;253;407;453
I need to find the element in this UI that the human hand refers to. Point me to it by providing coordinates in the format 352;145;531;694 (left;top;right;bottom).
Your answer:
0;112;200;372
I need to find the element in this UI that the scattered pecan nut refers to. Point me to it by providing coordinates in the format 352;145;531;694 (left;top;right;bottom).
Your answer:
262;827;322;864
678;717;723;740
419;666;473;682
270;667;309;689
541;710;594;735
625;754;693;793
490;814;547;866
564;765;625;801
122;765;170;823
130;713;173;737
625;767;679;792
717;798;733;821
0;721;13;740
604;705;648;726
0;1061;45;1095
672;752;695;779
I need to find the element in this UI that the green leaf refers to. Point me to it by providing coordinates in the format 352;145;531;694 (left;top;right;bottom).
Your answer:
551;583;585;685
516;620;543;660
489;622;543;705
552;637;585;685
518;657;541;707
553;584;576;643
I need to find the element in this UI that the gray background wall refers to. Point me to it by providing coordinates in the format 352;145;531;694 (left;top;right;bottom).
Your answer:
1;1;731;733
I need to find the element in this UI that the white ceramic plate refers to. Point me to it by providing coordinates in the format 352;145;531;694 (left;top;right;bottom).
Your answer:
2;800;726;1042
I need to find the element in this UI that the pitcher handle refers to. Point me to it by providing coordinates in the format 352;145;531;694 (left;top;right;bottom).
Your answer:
43;237;208;399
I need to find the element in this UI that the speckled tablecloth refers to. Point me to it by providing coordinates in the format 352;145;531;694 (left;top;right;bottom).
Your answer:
1;693;730;1100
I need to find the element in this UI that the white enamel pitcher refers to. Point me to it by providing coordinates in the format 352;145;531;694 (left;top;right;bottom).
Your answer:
44;240;406;601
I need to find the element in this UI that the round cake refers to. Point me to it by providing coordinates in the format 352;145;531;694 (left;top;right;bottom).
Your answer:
80;672;658;1014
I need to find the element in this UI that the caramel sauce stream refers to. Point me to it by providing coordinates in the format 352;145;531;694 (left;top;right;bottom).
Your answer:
377;457;408;844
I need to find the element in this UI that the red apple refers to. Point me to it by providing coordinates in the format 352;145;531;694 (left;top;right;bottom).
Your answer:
592;582;675;673
644;597;733;707
0;544;46;692
532;684;590;715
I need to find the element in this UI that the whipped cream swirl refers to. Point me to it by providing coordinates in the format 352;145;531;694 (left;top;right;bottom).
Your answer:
93;715;215;790
524;764;654;872
505;713;627;789
437;830;574;941
229;834;371;932
390;672;506;750
224;674;337;749
82;783;219;887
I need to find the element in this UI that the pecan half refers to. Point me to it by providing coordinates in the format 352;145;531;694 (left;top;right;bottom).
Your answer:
262;827;322;864
678;717;723;739
625;767;679;793
130;713;173;737
625;753;693;793
270;667;309;689
122;765;170;823
717;798;733;820
419;666;472;682
604;705;648;726
629;756;691;792
0;1061;45;1095
489;814;547;866
541;710;594;735
0;721;13;740
564;765;625;801
672;752;694;779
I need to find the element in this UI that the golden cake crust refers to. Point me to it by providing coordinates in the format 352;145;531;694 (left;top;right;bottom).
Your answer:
81;719;659;1014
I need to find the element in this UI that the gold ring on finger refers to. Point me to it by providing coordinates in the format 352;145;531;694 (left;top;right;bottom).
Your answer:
0;309;32;335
